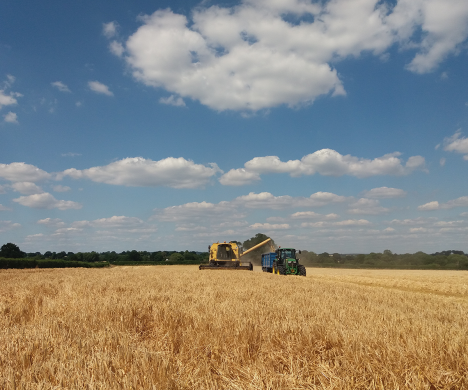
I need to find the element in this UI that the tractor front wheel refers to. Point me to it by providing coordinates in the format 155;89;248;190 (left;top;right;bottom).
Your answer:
298;265;306;276
278;265;286;275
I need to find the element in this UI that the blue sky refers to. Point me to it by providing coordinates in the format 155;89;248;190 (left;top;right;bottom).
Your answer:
1;0;468;254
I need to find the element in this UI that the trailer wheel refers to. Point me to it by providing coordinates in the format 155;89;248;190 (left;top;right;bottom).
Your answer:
298;265;306;276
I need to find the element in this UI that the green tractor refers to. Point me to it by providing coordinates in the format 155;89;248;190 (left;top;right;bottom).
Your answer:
262;247;306;276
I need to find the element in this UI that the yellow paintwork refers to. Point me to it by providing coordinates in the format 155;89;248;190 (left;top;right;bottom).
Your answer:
209;242;241;263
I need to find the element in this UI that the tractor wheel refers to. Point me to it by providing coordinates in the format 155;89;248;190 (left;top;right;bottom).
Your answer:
278;265;286;275
298;265;306;276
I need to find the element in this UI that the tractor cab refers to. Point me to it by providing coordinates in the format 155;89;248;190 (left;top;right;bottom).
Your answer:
274;247;304;275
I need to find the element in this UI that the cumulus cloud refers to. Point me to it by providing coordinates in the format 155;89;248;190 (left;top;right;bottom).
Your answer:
301;219;371;228
52;185;71;192
13;193;82;210
0;204;11;211
0;162;51;182
103;21;118;38
154;201;241;222
118;0;468;111
51;81;71;93
10;182;44;195
0;220;21;233
248;222;290;230
220;149;426;185
109;41;125;57
418;196;468;211
3;111;18;123
417;201;441;211
159;95;186;107
361;187;407;198
37;218;66;228
347;198;390;215
59;157;221;189
219;169;260;186
88;81;114;96
0;90;19;109
290;211;339;220
442;130;468;159
389;217;437;225
233;191;348;209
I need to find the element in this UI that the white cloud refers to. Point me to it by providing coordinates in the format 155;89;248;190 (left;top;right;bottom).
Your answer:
301;219;371;228
0;204;11;211
347;198;390;215
154;201;240;222
440;157;446;166
72;216;149;229
233;191;347;209
13;193;82;210
120;0;468;111
248;222;290;230
51;81;71;93
219;168;260;186
103;21;119;38
220;149;426;184
109;40;125;57
391;0;468;74
441;71;448;80
53;185;71;192
409;227;428;233
361;187;407;199
461;212;468;217
88;81;114;96
418;196;468;211
0;185;5;194
389;217;437;225
0;220;21;233
10;182;44;195
290;211;339;220
37;218;66;228
417;201;441;211
442;130;468;159
0;90;18;109
59;157;221;189
159;95;186;107
0;162;51;182
3;111;18;123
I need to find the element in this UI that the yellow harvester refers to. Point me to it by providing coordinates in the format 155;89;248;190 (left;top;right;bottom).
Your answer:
199;238;272;271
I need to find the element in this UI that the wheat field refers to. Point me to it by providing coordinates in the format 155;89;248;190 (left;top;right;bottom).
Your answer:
1;266;467;389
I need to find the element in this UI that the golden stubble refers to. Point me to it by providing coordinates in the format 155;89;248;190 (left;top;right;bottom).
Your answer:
0;266;467;389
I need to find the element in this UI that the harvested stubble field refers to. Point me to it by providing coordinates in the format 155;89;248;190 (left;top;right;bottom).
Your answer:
1;266;467;389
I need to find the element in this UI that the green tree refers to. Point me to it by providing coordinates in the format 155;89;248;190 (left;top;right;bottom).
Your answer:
0;243;25;258
127;250;141;262
84;252;100;262
169;252;184;262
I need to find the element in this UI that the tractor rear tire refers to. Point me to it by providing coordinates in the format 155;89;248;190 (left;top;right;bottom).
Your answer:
278;265;286;275
298;265;306;276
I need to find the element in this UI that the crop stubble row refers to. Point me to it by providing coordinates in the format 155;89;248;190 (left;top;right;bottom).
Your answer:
0;266;467;389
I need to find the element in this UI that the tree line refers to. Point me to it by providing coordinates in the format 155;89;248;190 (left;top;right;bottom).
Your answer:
0;243;208;264
299;249;468;270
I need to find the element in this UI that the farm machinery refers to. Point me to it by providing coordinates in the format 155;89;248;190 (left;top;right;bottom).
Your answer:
262;247;306;276
199;238;272;271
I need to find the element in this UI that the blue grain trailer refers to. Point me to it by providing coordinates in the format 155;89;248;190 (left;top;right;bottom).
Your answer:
261;252;276;273
262;248;306;276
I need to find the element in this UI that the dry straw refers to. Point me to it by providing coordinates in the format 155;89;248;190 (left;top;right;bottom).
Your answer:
1;266;467;389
